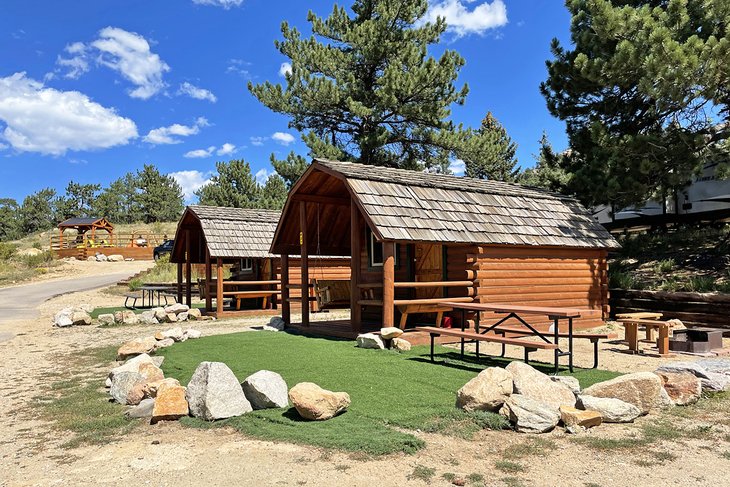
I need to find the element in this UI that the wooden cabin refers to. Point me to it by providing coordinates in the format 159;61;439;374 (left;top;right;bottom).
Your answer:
271;159;620;335
170;205;350;317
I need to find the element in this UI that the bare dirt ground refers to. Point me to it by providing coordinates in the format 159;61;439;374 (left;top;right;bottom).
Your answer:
1;273;730;486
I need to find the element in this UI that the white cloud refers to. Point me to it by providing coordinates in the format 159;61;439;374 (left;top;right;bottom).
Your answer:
169;170;212;201
184;146;216;158
226;59;253;79
216;143;236;155
425;0;508;37
178;82;217;103
0;72;137;155
56;42;91;79
449;158;466;175
192;0;243;8
143;117;209;145
250;136;266;146
92;27;170;99
271;132;295;145
279;62;292;77
255;168;272;185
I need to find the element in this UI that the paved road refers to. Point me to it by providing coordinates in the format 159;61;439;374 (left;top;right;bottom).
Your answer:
0;272;132;342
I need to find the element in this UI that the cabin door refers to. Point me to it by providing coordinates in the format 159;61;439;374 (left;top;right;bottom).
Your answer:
414;243;443;299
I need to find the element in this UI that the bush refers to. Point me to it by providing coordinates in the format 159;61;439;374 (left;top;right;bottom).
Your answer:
654;258;675;274
609;269;643;290
20;251;53;268
0;242;17;260
685;276;717;293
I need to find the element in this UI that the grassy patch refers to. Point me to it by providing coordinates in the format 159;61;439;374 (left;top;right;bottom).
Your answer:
494;460;526;473
501;437;556;459
408;464;436;483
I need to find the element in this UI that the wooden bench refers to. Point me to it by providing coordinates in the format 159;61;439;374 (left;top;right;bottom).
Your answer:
416;326;558;366
225;290;281;310
616;312;663;341
124;293;141;309
492;326;613;368
616;318;675;356
397;304;452;330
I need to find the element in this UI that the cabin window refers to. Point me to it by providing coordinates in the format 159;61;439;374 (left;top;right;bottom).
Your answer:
368;229;399;268
240;258;253;272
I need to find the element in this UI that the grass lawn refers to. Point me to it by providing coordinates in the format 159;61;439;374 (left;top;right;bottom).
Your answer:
158;331;622;455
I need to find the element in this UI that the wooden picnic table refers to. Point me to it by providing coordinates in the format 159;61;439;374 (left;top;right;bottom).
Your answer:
441;302;602;372
616;317;675;356
615;312;663;341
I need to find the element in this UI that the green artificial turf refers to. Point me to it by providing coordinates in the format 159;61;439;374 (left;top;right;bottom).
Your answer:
158;331;621;454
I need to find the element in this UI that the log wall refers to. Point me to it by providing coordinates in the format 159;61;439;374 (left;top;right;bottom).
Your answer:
275;257;351;300
610;289;730;331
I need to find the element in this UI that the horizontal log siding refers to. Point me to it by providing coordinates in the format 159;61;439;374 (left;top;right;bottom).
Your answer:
474;246;608;330
275;258;351;300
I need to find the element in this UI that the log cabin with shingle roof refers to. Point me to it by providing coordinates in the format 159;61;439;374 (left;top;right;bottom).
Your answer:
170;205;350;317
271;159;619;335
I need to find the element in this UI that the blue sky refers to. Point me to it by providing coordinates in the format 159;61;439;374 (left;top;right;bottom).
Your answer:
0;0;572;203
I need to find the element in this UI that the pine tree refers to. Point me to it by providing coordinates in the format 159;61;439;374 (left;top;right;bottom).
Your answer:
270;153;309;189
541;0;730;207
135;165;184;223
55;181;101;219
249;0;469;171
258;174;288;210
517;133;571;192
196;160;264;208
0;198;20;241
19;188;57;234
461;112;518;181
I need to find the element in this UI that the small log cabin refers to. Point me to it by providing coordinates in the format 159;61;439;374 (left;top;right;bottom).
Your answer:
271;159;620;334
170;205;350;317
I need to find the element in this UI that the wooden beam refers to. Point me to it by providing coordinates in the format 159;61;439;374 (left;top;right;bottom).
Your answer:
185;229;192;307
204;248;212;312
350;199;362;332
290;193;350;206
216;258;224;315
383;241;395;327
281;255;290;324
177;262;183;303
300;202;309;327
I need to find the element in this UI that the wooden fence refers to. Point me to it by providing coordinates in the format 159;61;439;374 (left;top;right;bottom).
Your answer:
49;233;167;261
610;289;730;331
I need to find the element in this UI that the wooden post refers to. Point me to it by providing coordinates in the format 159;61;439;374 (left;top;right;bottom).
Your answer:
300;202;309;327
204;249;212;312
216;258;224;315
350;200;362;332
177;262;183;303
383;241;395;327
281;255;290;324
185;229;192;307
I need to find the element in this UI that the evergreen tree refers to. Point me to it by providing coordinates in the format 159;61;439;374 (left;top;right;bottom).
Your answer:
270;153;309;189
461;112;518;181
0;198;20;241
196;160;262;208
258;174;288;210
249;0;469;171
135;165;184;223
541;0;730;207
55;181;101;219
517;133;571;192
19;188;57;234
93;173;142;224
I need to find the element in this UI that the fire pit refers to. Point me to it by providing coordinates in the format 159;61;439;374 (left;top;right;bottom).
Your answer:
669;327;724;354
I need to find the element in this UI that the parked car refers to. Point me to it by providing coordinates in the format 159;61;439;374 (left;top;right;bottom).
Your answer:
153;239;174;260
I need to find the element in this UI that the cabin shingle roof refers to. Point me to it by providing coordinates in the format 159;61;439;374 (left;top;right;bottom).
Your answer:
315;159;619;249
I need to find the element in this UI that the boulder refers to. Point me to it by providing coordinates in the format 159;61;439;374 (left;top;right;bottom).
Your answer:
138;362;164;383
289;382;350;421
107;254;124;262
178;312;189;322
155;337;175;349
577;395;641;423
114;310;139;325
164;303;189;315
550;376;581;395
126;382;149;406
187;308;202;320
71;310;92;326
148;378;181;398
151;356;165;368
391;337;411;352
110;371;146;405
380;327;403;340
97;313;115;326
582;372;662;414
86;256;96;261
138;311;158;326
53;307;74;327
116;336;157;360
95;253;108;262
559;406;602;429
356;333;385;350
655;386;674;410
657;362;730;392
242;370;289;409
125;398;155;419
77;303;95;314
505;361;576;410
456;367;513;412
186;362;252;421
184;329;202;339
108;353;155;385
151;385;189;423
152;307;167;322
165;313;178;323
267;317;285;331
159;327;184;342
654;371;702;406
499;394;560;433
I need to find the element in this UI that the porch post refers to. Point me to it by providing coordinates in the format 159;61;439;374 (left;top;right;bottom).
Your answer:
216;258;224;315
281;255;290;324
383;241;395;327
204;248;212;312
350;200;362;332
177;262;183;303
185;229;192;307
300;202;309;327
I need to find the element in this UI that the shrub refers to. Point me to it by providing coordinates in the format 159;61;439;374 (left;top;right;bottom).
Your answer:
685;276;717;293
0;242;17;260
609;269;642;290
654;258;675;274
20;251;53;267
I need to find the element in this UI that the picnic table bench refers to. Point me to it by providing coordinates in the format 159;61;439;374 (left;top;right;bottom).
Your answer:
616;317;675;356
222;290;281;310
398;303;452;329
124;293;141;309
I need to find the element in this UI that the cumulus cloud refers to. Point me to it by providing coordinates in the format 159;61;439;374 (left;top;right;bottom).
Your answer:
0;72;137;155
178;82;217;103
92;27;170;99
254;168;272;185
425;0;508;37
271;132;295;145
449;158;466;176
216;143;236;155
250;136;266;146
192;0;243;8
143;117;209;145
56;42;91;79
279;62;292;77
169;170;212;201
184;146;216;158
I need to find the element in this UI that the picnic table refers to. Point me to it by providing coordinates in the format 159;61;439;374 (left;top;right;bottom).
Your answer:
136;285;176;308
419;303;602;372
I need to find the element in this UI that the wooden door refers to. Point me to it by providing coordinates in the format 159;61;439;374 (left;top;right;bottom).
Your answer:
415;243;443;299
